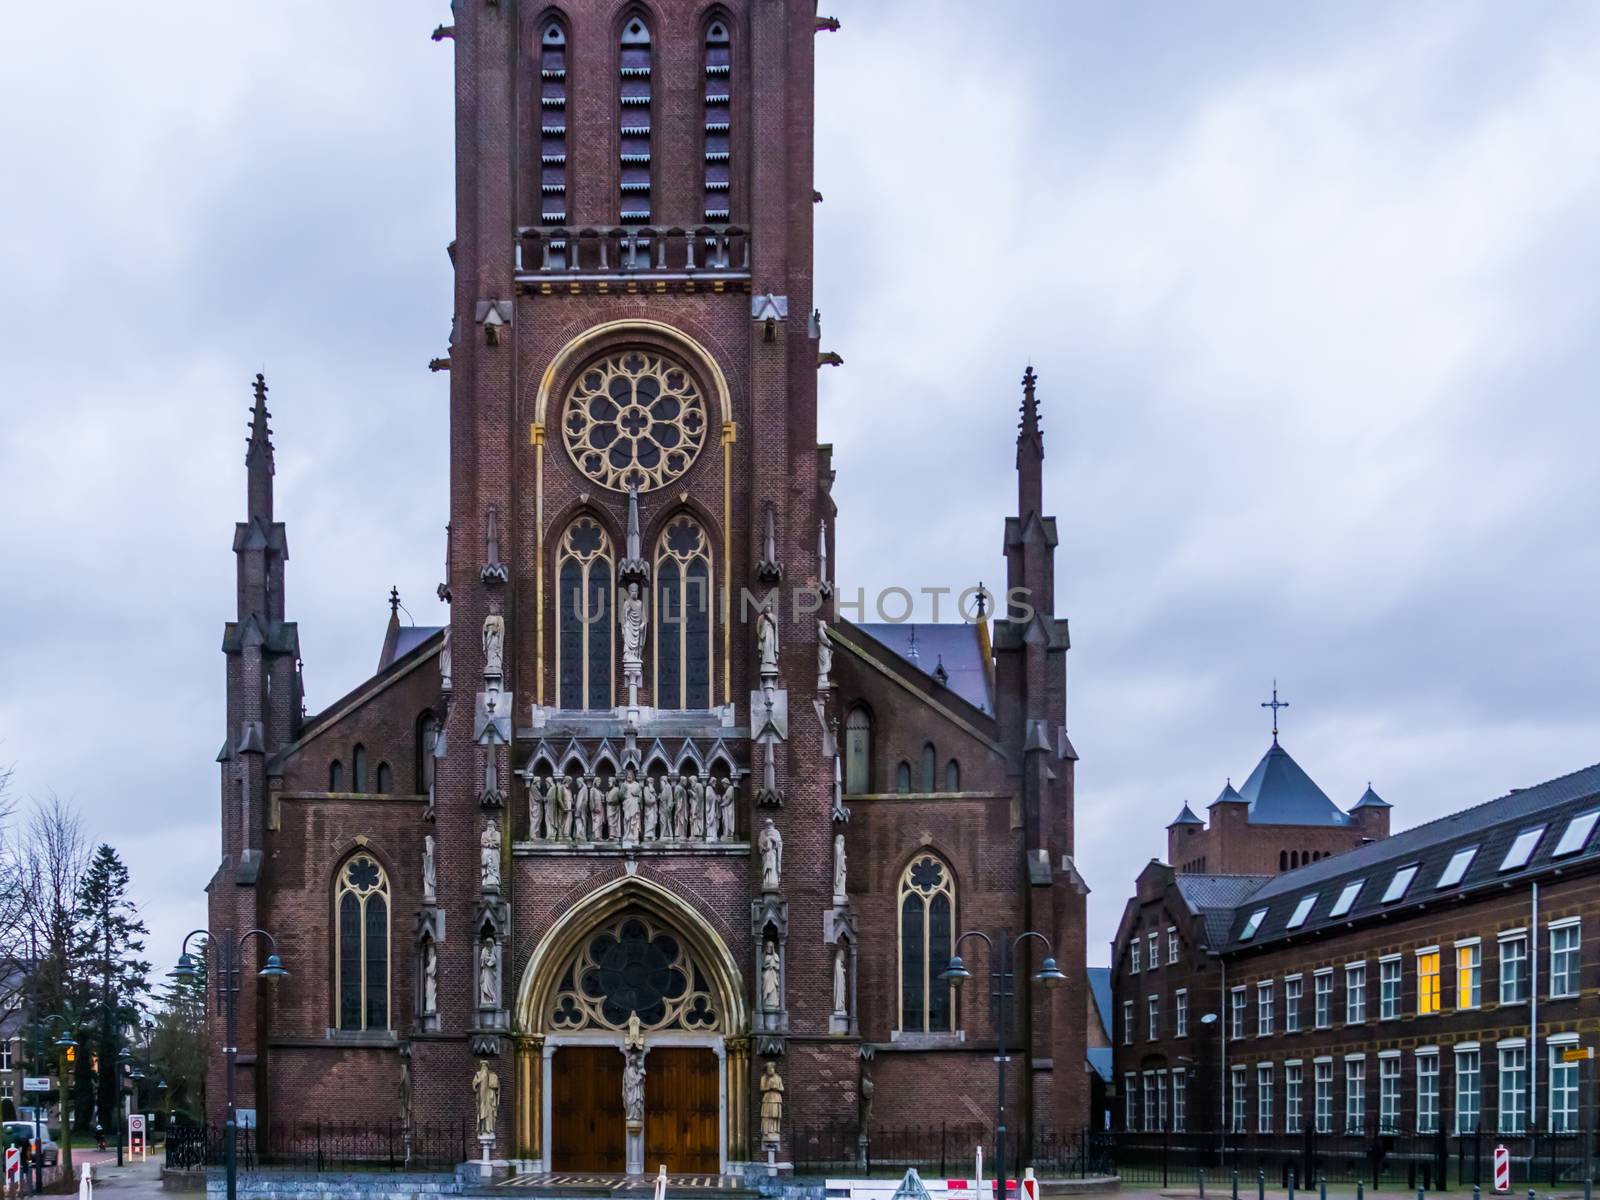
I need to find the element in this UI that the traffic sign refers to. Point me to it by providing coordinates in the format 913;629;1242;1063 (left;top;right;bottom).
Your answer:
21;1077;50;1093
5;1147;20;1184
1493;1144;1510;1192
1562;1046;1593;1063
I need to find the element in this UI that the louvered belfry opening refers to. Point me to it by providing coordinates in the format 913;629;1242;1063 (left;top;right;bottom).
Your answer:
619;16;653;225
703;20;732;222
540;21;569;266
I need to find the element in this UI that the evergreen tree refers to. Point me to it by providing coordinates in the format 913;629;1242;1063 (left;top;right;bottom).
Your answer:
150;935;207;1121
74;844;151;1133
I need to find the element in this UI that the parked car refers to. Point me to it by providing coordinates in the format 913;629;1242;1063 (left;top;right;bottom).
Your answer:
2;1121;59;1166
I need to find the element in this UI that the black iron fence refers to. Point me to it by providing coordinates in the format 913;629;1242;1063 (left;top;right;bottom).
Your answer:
162;1120;468;1174
1110;1126;1599;1190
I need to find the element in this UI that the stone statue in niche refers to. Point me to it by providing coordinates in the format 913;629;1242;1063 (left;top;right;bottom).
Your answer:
480;818;502;890
661;775;680;840
571;777;589;842
423;942;438;1015
832;945;848;1016
760;1063;784;1143
587;774;606;841
619;582;647;677
422;834;437;905
622;1048;646;1125
719;776;737;842
757;819;783;891
622;765;644;844
689;776;707;840
833;833;847;903
643;776;660;841
439;625;453;691
675;775;692;840
859;1070;875;1128
817;619;833;688
473;1060;500;1138
482;613;505;679
552;776;573;842
545;776;563;842
605;773;623;842
761;941;781;1011
756;598;780;676
478;938;498;1008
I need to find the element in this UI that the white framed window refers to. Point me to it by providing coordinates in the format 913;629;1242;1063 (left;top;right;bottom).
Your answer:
1345;1057;1366;1133
1122;999;1133;1045
1157;1070;1169;1131
1285;975;1303;1033
1314;1060;1333;1133
1148;994;1160;1041
1147;931;1160;969
1345;962;1367;1024
1285;1061;1304;1133
1498;1041;1527;1134
1176;988;1189;1038
1143;1070;1158;1132
1258;981;1275;1036
1499;932;1529;1004
1173;1069;1187;1132
1379;1054;1401;1133
0;1039;10;1072
1550;920;1581;998
1417;947;1441;1015
1416;1051;1440;1134
1456;939;1482;1010
1167;926;1180;965
1549;1040;1580;1133
1131;936;1141;974
1231;1066;1248;1133
1314;970;1332;1029
1231;986;1247;1039
1379;956;1401;1020
1455;1047;1481;1134
1258;1063;1274;1133
1124;1074;1138;1130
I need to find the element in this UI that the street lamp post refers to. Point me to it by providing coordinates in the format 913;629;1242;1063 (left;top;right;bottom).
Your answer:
170;927;288;1200
942;930;1067;1200
35;1014;78;1185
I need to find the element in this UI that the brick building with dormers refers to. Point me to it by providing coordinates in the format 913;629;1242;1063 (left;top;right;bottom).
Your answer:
1114;755;1600;1156
204;1;1088;1179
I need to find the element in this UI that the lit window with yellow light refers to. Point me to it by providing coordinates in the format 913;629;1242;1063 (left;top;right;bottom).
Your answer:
1417;949;1441;1015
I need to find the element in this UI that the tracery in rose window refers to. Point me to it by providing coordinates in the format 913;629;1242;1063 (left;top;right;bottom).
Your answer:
563;350;707;493
549;912;720;1033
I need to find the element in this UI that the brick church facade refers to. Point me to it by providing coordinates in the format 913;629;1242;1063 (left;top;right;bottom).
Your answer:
206;1;1087;1175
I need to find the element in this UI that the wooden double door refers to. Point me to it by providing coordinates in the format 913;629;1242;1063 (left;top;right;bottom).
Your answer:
550;1045;719;1174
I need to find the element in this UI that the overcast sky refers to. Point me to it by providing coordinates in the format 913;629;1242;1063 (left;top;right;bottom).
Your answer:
2;1;1598;978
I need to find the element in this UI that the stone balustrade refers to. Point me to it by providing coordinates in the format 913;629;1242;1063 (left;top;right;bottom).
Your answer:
515;223;751;282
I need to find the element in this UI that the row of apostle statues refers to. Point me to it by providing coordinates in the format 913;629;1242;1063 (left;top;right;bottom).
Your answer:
527;766;740;844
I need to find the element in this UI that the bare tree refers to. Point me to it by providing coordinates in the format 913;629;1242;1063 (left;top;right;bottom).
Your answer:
0;762;26;1027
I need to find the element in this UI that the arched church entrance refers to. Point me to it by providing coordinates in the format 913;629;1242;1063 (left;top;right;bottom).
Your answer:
516;880;747;1176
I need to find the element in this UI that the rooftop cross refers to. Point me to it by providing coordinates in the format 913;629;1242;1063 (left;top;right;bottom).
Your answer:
1261;681;1289;742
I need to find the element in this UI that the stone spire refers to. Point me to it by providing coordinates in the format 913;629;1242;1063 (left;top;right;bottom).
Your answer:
246;373;274;524
1016;365;1043;524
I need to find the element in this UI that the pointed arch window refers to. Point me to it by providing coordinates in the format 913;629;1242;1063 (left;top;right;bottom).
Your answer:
844;705;872;795
557;517;615;710
895;762;912;793
375;762;393;795
352;745;369;793
336;854;390;1031
899;854;956;1033
654;515;713;710
539;20;569;232
618;15;653;222
945;759;961;792
920;743;937;792
702;17;732;221
329;760;343;791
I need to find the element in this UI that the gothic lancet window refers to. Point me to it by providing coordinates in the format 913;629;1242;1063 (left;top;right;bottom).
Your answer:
353;745;369;793
336;854;390;1031
329;760;343;791
945;759;960;792
895;762;911;793
556;517;615;710
899;853;956;1033
844;705;872;794
375;762;393;795
702;18;732;221
539;20;568;231
654;516;713;710
920;743;937;792
618;15;653;222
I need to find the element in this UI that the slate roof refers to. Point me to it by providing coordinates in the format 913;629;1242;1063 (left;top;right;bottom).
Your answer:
1168;802;1204;827
854;622;993;715
1225;761;1600;951
1087;1047;1113;1084
1086;966;1113;1040
1175;873;1271;949
1235;740;1350;827
1353;784;1392;810
391;625;444;662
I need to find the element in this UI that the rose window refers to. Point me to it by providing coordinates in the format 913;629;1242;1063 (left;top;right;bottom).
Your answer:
548;913;720;1032
563;350;708;492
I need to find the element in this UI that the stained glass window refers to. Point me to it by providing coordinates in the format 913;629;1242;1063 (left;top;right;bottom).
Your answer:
899;854;956;1033
550;912;719;1032
335;855;389;1031
564;351;706;492
557;518;613;710
654;516;713;709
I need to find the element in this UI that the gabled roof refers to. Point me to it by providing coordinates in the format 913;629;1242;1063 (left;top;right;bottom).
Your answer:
1175;873;1270;949
1236;740;1350;827
853;622;993;715
1087;1047;1113;1084
385;625;444;670
1225;761;1600;950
